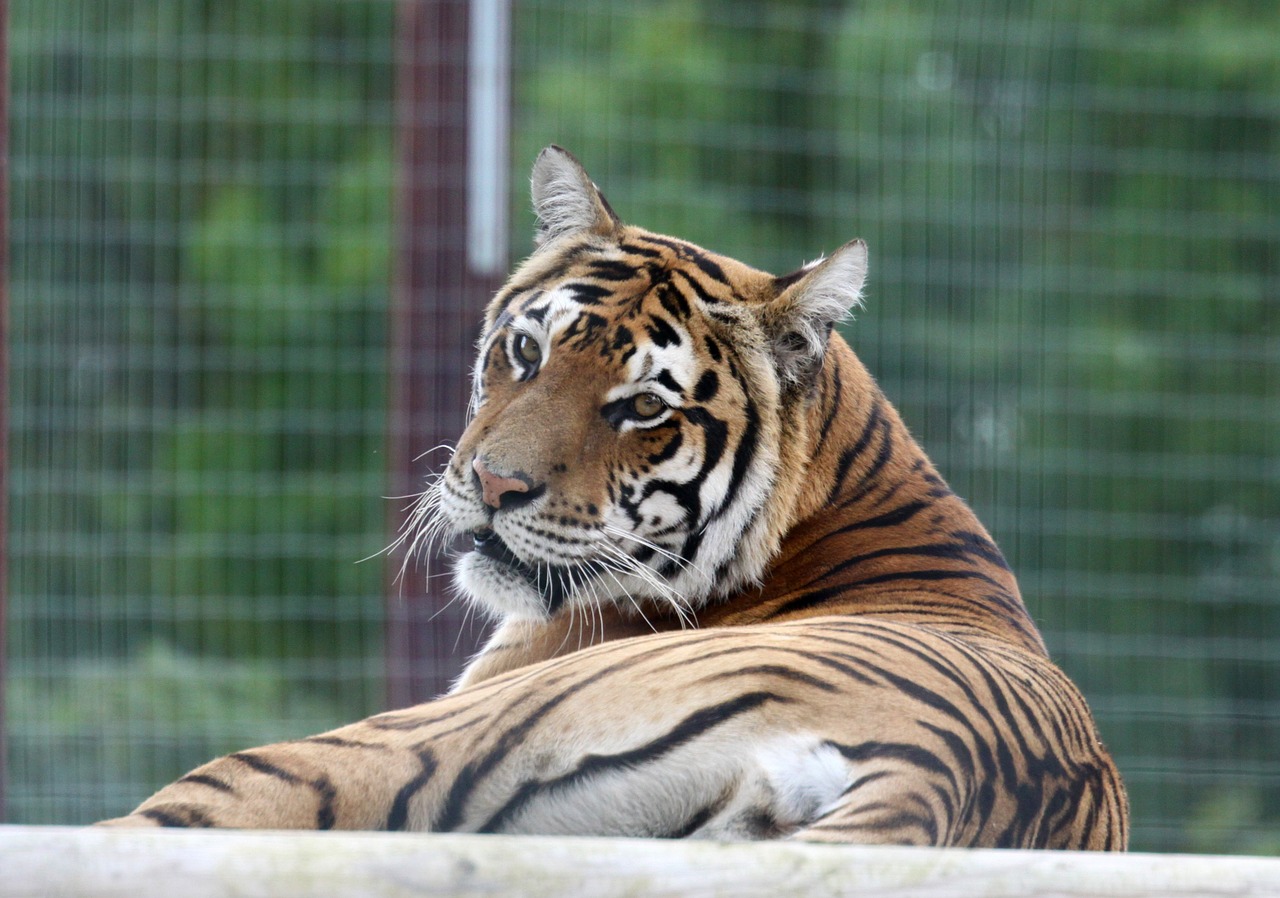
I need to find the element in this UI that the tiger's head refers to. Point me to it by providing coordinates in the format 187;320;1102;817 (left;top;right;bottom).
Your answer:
433;147;867;623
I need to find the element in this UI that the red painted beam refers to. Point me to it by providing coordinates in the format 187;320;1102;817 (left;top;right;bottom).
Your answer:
388;0;508;707
0;0;10;821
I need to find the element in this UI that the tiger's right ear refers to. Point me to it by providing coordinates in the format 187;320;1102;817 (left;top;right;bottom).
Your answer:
764;239;868;391
530;146;621;247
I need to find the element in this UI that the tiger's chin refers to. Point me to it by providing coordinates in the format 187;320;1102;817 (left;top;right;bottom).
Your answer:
455;527;698;628
455;550;566;621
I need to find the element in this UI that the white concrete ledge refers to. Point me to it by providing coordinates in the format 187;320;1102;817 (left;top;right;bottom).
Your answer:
3;825;1280;898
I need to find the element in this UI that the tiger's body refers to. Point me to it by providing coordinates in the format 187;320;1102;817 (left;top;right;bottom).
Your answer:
101;148;1127;849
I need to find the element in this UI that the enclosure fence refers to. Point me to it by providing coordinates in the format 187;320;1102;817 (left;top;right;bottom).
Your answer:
4;0;1280;854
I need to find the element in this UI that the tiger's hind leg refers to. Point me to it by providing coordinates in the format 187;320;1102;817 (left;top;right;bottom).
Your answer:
784;742;1130;850
782;764;954;847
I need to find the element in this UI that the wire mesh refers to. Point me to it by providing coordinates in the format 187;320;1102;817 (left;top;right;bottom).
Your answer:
8;0;397;822
7;0;1280;853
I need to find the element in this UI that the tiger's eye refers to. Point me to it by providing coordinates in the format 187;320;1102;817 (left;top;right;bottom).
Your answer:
514;333;541;366
631;392;666;419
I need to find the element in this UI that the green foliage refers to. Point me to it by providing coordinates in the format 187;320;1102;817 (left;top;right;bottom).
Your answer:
9;0;393;823
8;0;1280;850
8;641;341;821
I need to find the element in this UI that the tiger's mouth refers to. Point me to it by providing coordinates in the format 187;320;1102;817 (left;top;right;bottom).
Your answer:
471;527;524;569
471;528;570;614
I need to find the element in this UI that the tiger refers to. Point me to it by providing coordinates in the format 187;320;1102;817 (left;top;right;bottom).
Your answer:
100;146;1128;849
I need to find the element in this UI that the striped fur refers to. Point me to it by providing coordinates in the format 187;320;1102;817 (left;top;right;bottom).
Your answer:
101;148;1127;849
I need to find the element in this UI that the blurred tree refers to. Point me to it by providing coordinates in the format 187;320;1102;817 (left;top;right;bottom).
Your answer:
7;0;1279;848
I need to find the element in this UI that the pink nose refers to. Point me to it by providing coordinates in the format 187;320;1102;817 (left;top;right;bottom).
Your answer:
472;457;531;510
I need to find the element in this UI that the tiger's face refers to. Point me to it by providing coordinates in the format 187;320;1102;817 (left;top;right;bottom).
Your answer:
431;148;867;623
440;237;780;623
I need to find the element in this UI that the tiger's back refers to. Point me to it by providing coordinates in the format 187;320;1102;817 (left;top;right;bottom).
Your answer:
102;147;1127;849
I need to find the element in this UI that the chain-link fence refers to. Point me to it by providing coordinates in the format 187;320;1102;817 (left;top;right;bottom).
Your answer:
7;0;1280;853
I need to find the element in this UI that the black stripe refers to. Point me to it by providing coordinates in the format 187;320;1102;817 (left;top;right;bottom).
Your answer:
665;803;717;839
950;530;1012;570
836;769;894;801
620;241;663;258
825;808;940;844
312;775;337;830
495;247;590;310
140;807;209;828
671;268;723;306
386;749;439;831
657;281;692;319
478;691;787;833
870;476;911;512
922;471;954;499
637;235;729;285
656;368;683;394
844;628;1016;811
809;631;1004;829
825;399;883;505
840;499;931;532
839;416;895;508
229;751;342;829
647;316;682;347
765;568;1012;620
688;251;727;283
919;719;978;836
611;324;635;353
812;356;844;459
824;739;956;843
792;539;1005;594
1034;779;1075;847
651;642;880;688
588;259;640;281
836;566;1010;592
647;430;684;465
721;389;760;516
965;652;1052;794
176;773;234;794
368;705;473;731
653;404;731;568
701;664;839;693
230;752;301;785
300;735;391;750
693;370;719;403
570;283;613;304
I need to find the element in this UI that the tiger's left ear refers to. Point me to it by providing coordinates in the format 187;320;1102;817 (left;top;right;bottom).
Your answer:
529;146;622;247
765;239;868;390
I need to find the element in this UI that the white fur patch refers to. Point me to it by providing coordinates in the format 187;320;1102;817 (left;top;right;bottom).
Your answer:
454;553;545;621
754;735;854;826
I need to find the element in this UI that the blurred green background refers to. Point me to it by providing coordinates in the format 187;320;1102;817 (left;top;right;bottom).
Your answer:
6;0;1280;852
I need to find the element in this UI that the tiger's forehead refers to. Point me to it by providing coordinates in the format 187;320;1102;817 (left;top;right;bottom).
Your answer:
490;228;771;324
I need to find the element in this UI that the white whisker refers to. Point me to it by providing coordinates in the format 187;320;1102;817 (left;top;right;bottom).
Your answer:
601;525;711;587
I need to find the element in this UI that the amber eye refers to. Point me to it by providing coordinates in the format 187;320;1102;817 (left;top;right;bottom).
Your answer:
630;392;667;419
514;333;541;367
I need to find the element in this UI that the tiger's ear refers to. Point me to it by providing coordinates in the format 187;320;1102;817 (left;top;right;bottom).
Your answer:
530;146;621;247
765;239;868;390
